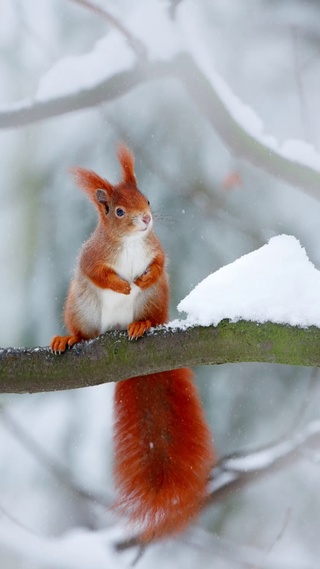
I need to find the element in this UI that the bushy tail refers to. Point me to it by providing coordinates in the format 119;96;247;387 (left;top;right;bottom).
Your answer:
113;368;215;541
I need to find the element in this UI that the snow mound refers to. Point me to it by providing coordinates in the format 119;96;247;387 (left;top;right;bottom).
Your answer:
177;235;320;328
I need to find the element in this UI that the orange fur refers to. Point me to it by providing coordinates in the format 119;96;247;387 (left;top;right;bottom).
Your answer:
50;334;83;353
127;319;152;339
70;167;113;206
134;252;165;289
113;369;215;541
117;144;137;185
81;263;131;294
50;145;215;541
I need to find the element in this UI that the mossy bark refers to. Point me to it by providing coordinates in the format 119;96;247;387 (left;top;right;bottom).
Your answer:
0;320;319;394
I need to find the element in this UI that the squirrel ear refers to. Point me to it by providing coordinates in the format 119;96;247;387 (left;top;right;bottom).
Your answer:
96;189;109;213
70;167;113;206
117;144;137;185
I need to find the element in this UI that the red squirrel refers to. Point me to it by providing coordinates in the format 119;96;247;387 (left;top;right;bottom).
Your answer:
51;146;215;541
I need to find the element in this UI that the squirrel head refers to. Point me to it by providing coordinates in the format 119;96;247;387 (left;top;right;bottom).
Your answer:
70;145;152;239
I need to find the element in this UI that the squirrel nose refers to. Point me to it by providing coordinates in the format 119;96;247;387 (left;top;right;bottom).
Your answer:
142;213;151;226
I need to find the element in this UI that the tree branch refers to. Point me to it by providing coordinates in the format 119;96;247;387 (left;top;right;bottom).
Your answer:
175;54;320;201
1;320;320;394
206;420;320;505
0;407;110;510
1;54;320;197
69;0;147;59
0;62;170;129
116;420;320;553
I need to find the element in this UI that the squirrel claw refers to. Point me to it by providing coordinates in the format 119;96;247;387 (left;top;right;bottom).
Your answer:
127;320;152;340
50;335;80;354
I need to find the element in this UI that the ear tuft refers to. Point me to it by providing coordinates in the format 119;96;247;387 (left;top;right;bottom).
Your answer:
117;144;137;185
70;167;113;205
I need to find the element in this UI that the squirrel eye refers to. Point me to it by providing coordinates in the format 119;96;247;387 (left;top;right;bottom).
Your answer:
115;207;125;218
147;200;150;206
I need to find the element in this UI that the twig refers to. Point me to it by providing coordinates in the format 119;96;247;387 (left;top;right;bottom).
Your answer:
0;501;39;536
291;26;312;144
167;0;184;21
70;0;147;60
180;527;312;569
206;420;320;505
0;406;110;510
262;507;292;561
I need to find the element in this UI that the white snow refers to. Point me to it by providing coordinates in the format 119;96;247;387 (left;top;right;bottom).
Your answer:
129;0;181;60
36;33;134;101
36;0;180;101
176;235;320;328
12;0;320;173
178;4;320;172
279;139;320;171
0;524;127;569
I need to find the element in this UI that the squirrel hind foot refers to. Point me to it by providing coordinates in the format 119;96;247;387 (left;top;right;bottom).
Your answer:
50;334;81;354
127;320;152;340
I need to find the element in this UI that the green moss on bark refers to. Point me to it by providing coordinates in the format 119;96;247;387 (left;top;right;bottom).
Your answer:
0;320;320;394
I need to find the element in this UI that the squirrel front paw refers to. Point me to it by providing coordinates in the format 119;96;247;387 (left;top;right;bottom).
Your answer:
134;271;153;290
113;279;131;295
50;335;80;354
127;320;152;339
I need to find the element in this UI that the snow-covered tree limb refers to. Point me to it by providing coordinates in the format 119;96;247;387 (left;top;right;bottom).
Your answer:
1;320;320;394
1;413;319;567
69;0;147;59
0;62;168;129
206;420;320;505
175;54;320;201
2;53;320;198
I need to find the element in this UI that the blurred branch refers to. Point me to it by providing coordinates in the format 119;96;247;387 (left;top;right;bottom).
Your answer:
175;54;320;201
0;501;40;537
0;407;110;509
0;62;168;129
1;320;320;394
1;55;320;198
180;527;307;569
167;0;184;20
291;26;312;143
206;420;320;504
69;0;147;59
0;411;319;565
116;420;320;555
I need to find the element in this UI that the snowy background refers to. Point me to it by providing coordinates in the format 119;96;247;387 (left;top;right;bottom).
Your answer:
2;0;320;567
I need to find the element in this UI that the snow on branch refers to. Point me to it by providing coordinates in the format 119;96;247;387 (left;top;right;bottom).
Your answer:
0;522;118;569
0;64;162;129
2;235;320;394
1;418;319;568
1;3;320;197
175;53;320;200
69;0;147;59
116;420;320;561
177;235;320;328
207;420;320;504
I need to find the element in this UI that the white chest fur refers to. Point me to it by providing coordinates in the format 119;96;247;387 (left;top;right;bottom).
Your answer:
99;236;152;333
116;236;151;282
